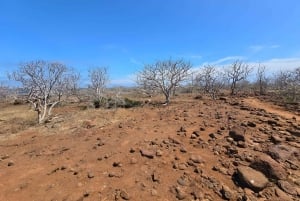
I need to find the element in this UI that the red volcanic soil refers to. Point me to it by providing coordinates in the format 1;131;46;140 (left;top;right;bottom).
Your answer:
0;95;299;201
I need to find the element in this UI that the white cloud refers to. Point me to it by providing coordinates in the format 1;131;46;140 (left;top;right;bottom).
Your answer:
249;57;300;74
211;56;246;65
249;44;280;53
191;56;300;76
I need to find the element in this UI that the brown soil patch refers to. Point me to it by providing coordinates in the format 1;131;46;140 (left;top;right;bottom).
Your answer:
0;96;299;201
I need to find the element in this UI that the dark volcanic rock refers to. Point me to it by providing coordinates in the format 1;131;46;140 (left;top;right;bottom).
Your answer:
229;126;246;141
267;144;299;162
286;129;300;137
247;121;256;127
270;135;283;144
250;154;287;180
278;180;299;196
220;184;235;200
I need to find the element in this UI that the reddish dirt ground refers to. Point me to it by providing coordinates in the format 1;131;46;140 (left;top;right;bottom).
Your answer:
0;95;299;201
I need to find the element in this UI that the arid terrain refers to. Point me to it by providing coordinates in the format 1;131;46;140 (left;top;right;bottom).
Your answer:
0;95;299;201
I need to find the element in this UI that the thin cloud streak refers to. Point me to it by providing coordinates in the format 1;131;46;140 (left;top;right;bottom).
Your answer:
211;56;246;65
129;58;143;66
249;44;280;53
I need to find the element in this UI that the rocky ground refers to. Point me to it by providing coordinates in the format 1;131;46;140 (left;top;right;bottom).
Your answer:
0;95;299;201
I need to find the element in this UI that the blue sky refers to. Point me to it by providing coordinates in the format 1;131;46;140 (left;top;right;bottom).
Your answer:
0;0;300;86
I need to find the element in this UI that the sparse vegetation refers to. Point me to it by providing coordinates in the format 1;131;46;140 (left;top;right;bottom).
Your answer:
195;65;225;99
225;60;252;96
9;60;74;123
137;58;192;104
88;67;108;100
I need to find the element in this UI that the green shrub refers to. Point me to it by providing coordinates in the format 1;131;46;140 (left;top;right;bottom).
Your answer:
123;98;142;108
93;99;101;108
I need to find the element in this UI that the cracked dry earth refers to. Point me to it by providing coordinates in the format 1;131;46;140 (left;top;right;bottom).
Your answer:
0;96;299;201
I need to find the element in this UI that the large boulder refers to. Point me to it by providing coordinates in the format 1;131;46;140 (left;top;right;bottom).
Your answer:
250;154;287;180
236;166;269;192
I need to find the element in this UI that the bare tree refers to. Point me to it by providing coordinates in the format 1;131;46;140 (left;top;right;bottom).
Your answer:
256;64;268;95
137;58;191;104
195;65;225;99
225;60;252;95
56;70;81;102
273;67;300;102
88;67;108;100
0;82;9;101
9;60;70;123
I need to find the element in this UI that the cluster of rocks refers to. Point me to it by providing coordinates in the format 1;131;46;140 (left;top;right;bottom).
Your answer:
135;99;300;200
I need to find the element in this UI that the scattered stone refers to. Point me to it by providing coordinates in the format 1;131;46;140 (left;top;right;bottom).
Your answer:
175;186;187;200
220;184;234;200
7;161;14;166
151;189;158;196
286;129;300;137
267;119;278;126
177;175;190;186
192;131;200;137
87;172;94;179
178;126;186;132
237;141;247;148
177;163;187;170
179;147;187;153
82;120;95;129
152;172;160;182
227;137;234;143
270;135;283;144
120;190;130;200
190;155;204;163
156;150;163;156
236;166;269;192
250;154;287;180
108;172;122;178
140;149;155;159
191;190;204;200
130;158;137;164
247;121;256;127
219;97;227;101
97;140;105;146
200;127;205;131
209;133;217;139
278;180;298;196
113;161;122;167
168;137;181;145
229;126;246;142
1;155;10;160
267;144;299;162
190;133;198;139
83;191;90;197
275;187;293;201
194;167;202;174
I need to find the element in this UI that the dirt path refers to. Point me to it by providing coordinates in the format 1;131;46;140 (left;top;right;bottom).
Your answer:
243;97;298;120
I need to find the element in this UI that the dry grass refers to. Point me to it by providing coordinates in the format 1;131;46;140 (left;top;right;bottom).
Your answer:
0;103;36;136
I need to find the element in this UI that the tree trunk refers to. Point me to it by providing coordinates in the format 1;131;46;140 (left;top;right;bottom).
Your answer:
231;82;236;95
